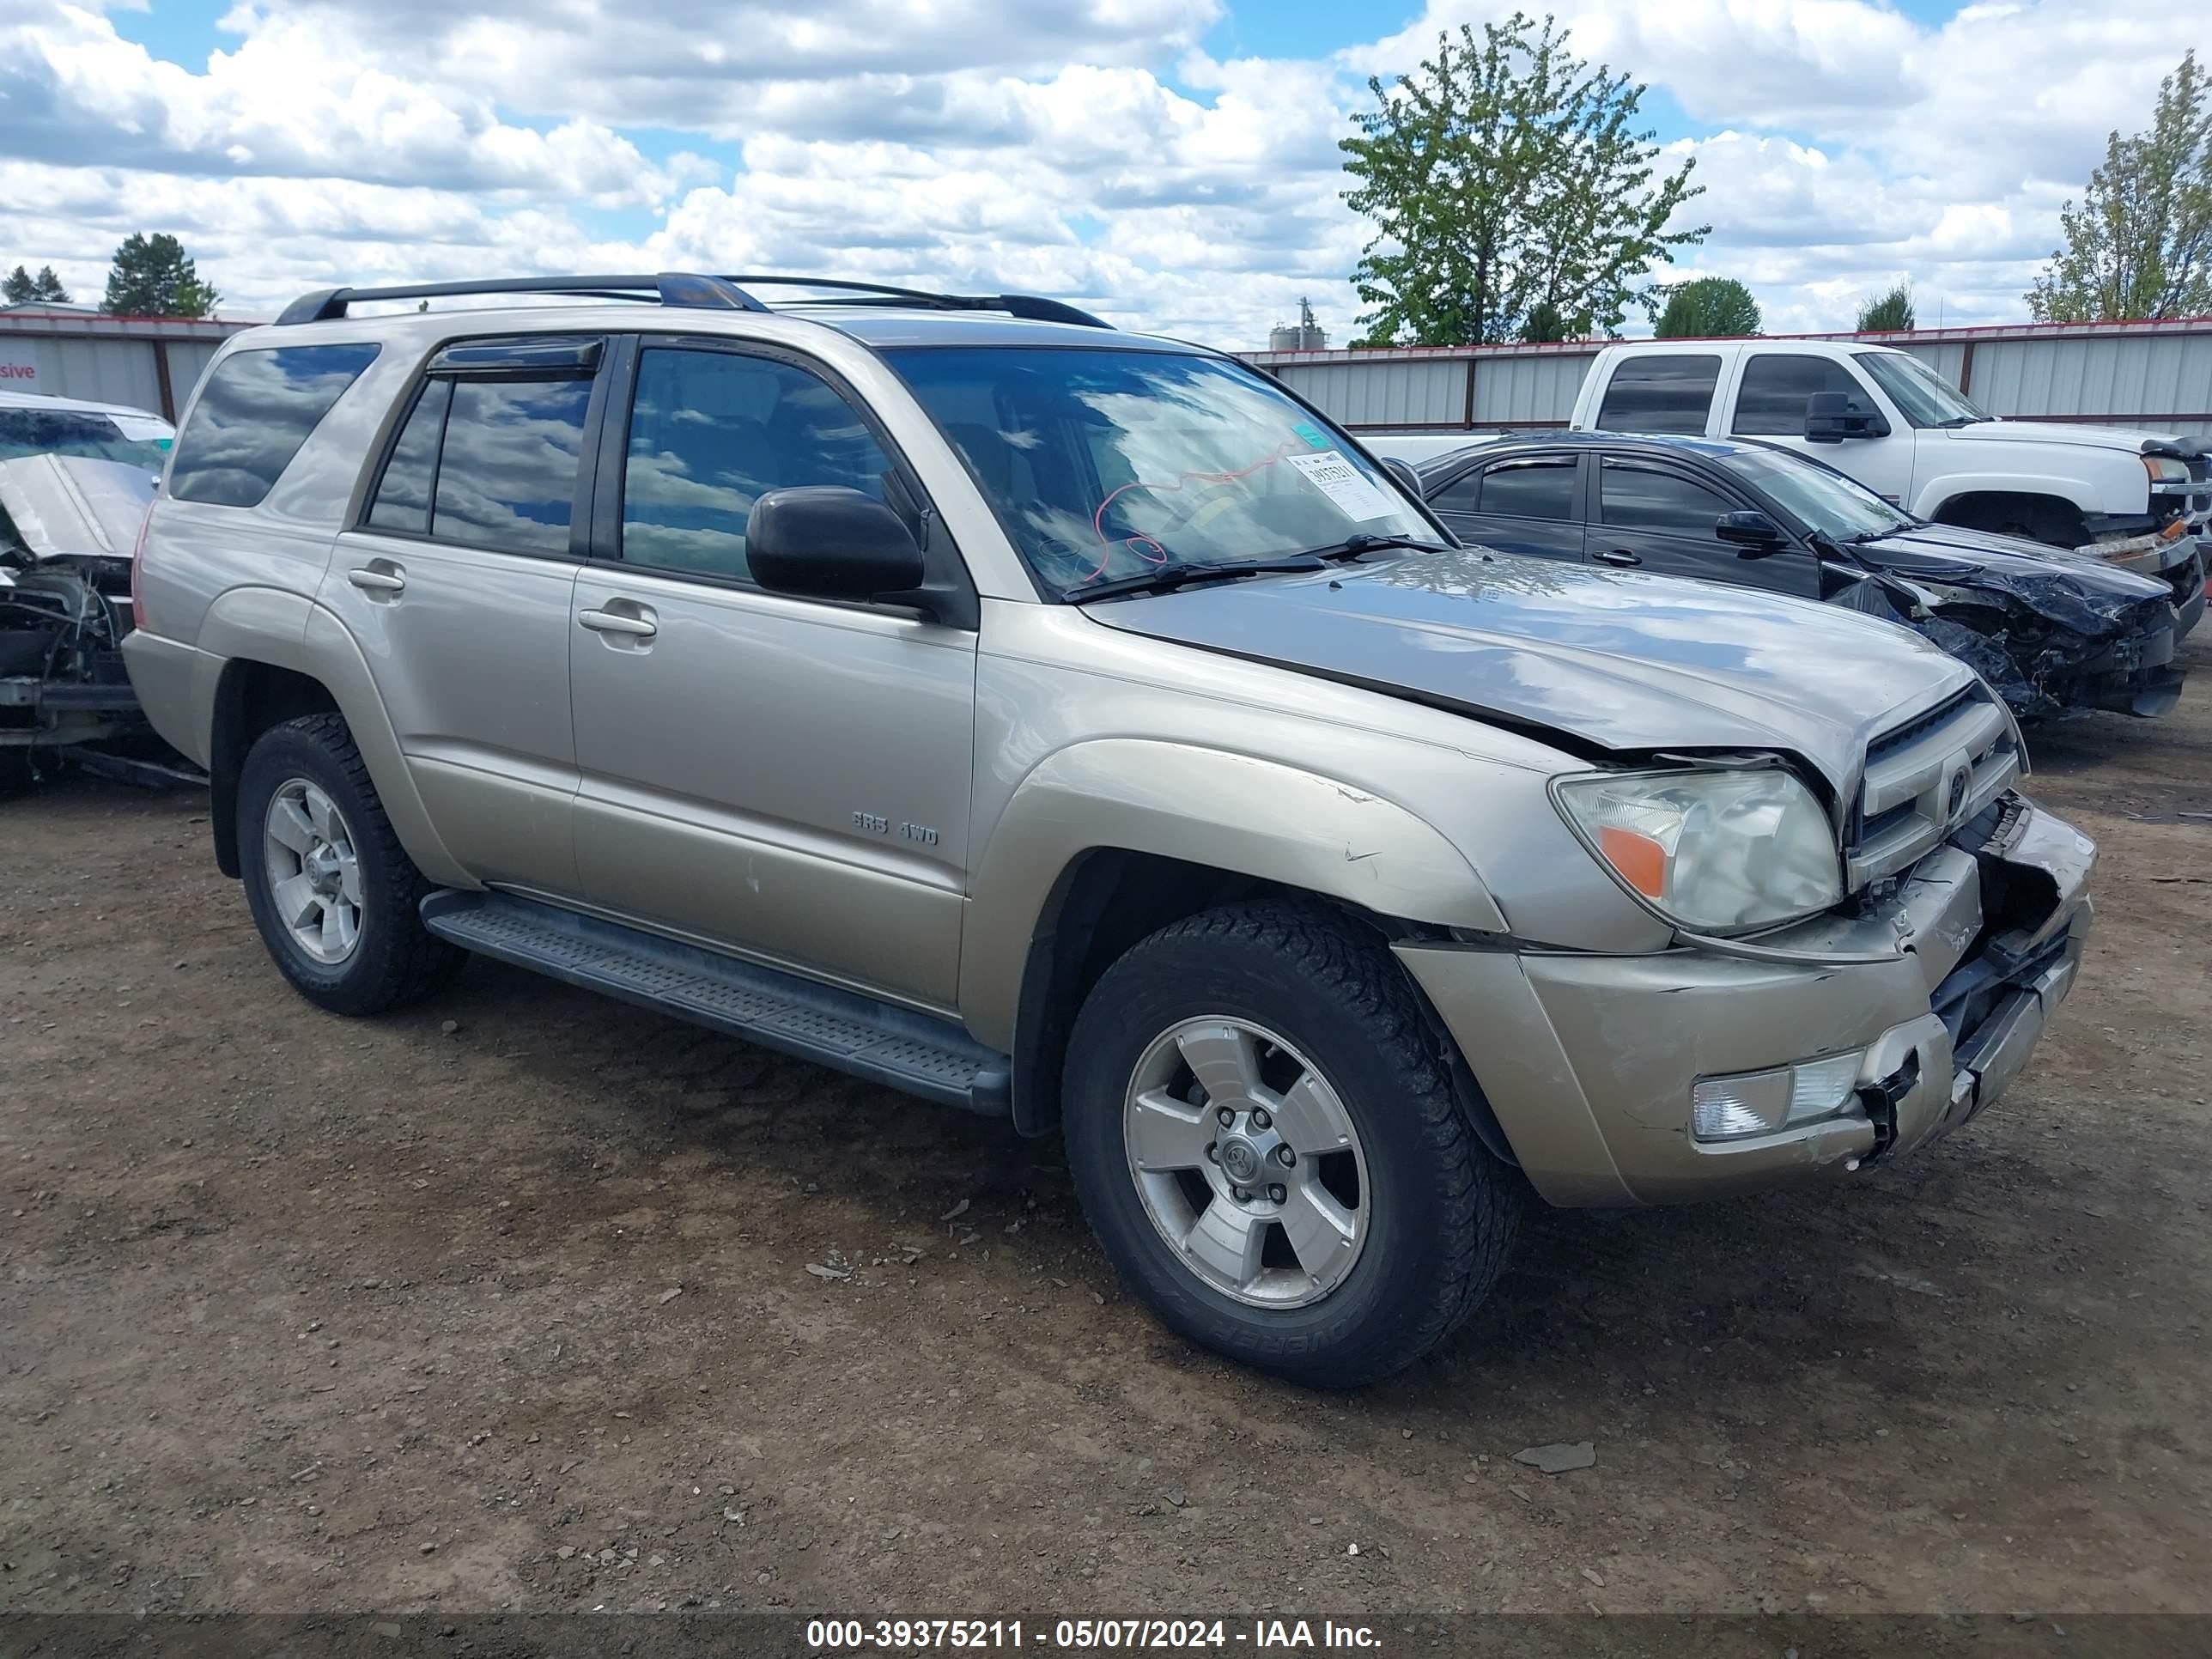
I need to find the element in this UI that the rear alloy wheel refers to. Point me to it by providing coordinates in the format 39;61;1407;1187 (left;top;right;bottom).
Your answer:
1064;900;1521;1387
236;713;463;1016
262;777;365;965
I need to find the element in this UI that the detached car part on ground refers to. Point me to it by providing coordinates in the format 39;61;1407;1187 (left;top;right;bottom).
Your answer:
1418;432;2186;723
125;273;2097;1386
0;398;193;794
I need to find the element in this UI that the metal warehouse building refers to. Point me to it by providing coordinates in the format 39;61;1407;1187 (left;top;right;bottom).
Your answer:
1245;316;2212;439
0;306;258;422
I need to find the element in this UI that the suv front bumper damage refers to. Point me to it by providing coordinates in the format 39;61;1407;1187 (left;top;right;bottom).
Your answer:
1395;793;2094;1208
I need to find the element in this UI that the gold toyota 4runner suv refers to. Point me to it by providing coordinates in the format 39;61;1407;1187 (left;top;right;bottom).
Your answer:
123;274;2096;1385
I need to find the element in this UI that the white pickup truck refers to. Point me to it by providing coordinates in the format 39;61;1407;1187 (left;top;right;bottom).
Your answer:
1565;339;2209;635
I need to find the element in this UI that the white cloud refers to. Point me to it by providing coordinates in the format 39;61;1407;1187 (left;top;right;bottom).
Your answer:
0;0;2195;345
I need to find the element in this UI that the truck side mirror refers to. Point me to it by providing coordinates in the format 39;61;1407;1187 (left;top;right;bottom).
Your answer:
1804;392;1891;443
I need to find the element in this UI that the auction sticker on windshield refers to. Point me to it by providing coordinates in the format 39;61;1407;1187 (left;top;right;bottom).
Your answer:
1285;450;1393;520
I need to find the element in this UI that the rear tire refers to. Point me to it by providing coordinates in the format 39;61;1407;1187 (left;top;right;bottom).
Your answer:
235;713;463;1015
1061;900;1520;1387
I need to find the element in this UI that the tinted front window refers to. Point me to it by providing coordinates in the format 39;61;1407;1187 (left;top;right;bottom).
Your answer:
1731;356;1875;436
169;343;380;507
1478;458;1577;520
1594;355;1721;434
431;378;591;556
620;348;890;581
366;379;452;536
1713;447;1915;541
0;409;170;470
884;346;1431;594
1599;462;1733;537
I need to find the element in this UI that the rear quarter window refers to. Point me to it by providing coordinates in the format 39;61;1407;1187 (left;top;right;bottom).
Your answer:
168;343;380;507
1594;355;1722;435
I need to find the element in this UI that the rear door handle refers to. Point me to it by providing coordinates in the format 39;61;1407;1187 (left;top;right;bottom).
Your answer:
1597;549;1643;567
347;562;406;594
579;605;658;639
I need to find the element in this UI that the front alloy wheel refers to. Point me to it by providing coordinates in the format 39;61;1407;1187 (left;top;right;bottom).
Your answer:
1062;901;1521;1388
1125;1017;1369;1307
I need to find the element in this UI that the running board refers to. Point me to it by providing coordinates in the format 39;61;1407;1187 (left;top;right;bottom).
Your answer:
419;890;1011;1116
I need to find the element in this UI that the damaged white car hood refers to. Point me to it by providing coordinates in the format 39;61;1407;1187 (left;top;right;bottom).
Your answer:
0;454;157;562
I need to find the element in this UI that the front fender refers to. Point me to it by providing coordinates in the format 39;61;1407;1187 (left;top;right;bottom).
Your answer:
959;738;1506;1048
1913;465;2112;523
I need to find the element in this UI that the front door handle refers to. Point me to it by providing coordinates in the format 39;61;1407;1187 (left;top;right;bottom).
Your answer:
1597;549;1643;567
579;605;658;639
347;562;406;594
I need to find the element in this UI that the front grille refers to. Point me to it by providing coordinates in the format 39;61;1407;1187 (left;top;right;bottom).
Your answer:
1848;683;2021;888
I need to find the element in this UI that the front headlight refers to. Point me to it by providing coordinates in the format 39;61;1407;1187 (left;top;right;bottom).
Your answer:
1553;767;1844;933
2142;454;2192;485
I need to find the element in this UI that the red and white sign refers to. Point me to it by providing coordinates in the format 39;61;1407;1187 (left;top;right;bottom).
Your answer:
0;350;40;387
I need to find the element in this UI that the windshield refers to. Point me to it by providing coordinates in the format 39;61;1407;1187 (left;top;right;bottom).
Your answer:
0;408;172;470
1713;445;1916;541
1853;351;1988;428
882;347;1435;593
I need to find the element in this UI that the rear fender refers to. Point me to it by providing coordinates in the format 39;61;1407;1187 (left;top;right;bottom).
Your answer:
200;587;470;888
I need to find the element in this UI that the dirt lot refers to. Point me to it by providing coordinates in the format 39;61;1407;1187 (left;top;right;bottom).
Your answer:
4;641;2209;1624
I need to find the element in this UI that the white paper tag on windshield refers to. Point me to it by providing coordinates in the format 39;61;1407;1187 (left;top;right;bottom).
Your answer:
1285;450;1394;521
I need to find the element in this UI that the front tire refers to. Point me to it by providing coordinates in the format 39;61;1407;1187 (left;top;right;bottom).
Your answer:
236;713;462;1015
1062;901;1520;1387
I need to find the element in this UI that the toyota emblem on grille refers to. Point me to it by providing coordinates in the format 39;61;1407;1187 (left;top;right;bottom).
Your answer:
1945;765;1971;824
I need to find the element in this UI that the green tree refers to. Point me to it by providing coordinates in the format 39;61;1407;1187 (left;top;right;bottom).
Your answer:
1519;300;1568;342
2;265;32;304
1341;12;1706;346
101;233;221;319
1654;276;1760;337
1856;281;1915;332
33;266;71;303
2027;50;2210;321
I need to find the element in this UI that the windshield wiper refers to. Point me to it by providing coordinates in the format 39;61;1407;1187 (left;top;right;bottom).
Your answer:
1061;555;1327;605
1933;415;1990;428
1298;532;1455;559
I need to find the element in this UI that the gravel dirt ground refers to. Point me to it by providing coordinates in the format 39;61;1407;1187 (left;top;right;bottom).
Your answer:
3;636;2209;1624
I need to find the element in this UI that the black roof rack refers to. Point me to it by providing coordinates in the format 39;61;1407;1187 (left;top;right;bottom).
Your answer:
274;273;763;325
718;276;1113;330
274;272;1115;330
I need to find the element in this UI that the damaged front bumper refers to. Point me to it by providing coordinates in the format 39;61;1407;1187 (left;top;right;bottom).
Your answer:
1396;793;2094;1208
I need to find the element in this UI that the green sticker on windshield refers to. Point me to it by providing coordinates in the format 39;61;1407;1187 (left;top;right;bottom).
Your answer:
1291;419;1331;451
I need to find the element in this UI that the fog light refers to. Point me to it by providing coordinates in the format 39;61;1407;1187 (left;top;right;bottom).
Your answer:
1692;1051;1865;1142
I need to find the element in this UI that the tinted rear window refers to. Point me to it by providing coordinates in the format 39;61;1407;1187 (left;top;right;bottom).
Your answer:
430;378;592;556
366;379;452;536
1479;457;1577;520
1594;355;1721;435
168;343;380;507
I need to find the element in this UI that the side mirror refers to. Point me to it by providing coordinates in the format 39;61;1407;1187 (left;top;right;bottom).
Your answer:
748;487;927;604
1804;391;1890;443
1381;456;1423;498
1717;510;1789;556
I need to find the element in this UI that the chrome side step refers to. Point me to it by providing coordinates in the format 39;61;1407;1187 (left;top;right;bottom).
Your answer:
420;890;1011;1116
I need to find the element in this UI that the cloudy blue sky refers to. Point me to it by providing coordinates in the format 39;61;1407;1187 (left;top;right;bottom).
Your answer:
0;0;2199;345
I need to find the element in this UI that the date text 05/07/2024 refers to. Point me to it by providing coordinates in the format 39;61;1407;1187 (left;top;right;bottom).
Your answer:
805;1620;1383;1650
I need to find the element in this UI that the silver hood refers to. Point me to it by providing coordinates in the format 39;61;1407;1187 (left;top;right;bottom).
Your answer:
0;454;157;562
1085;550;1978;799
